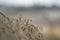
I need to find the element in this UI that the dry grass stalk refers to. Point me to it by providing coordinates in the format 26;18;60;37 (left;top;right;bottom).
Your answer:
0;12;43;40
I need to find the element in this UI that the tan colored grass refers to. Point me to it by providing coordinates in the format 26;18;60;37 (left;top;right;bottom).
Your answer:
0;12;43;40
1;12;60;40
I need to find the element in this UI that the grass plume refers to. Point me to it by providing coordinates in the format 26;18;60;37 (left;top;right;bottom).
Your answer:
0;12;43;40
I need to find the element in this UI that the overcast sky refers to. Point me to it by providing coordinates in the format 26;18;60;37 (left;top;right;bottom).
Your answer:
0;0;60;7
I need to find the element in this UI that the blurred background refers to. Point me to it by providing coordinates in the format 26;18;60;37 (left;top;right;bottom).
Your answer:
0;0;60;25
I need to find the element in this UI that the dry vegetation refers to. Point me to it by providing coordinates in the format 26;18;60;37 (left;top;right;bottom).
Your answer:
0;12;60;40
0;12;43;40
